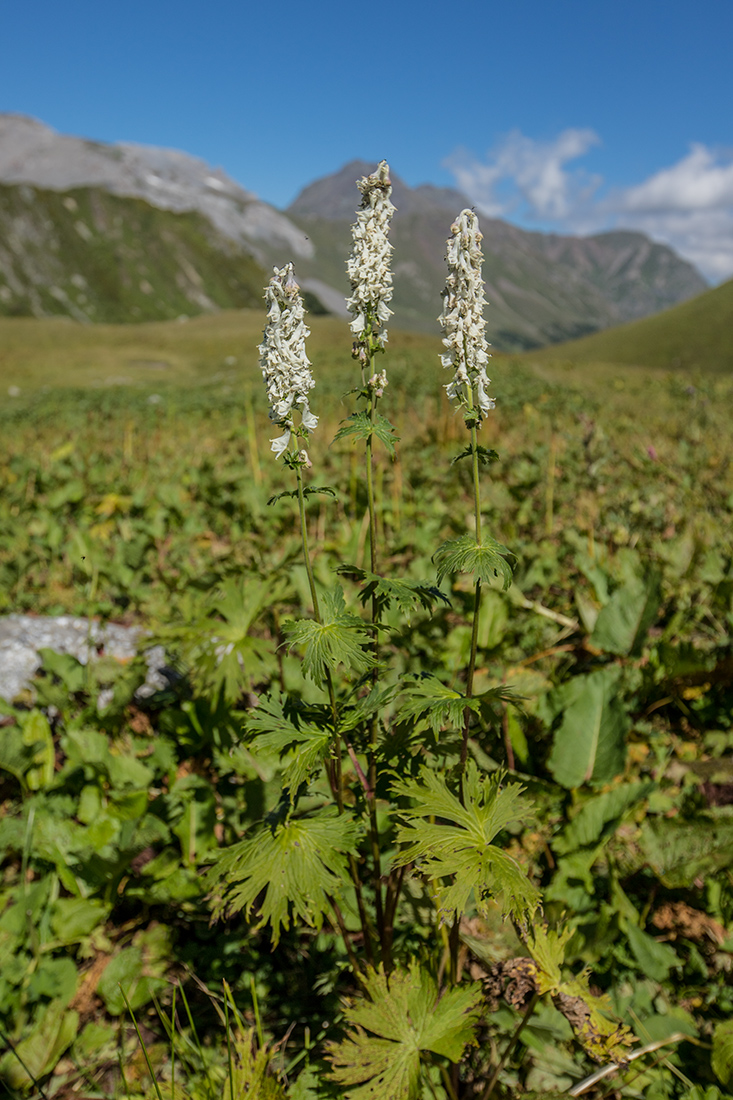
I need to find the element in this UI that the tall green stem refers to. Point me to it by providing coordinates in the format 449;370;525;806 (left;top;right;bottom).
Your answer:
294;454;374;962
364;353;386;961
460;422;483;782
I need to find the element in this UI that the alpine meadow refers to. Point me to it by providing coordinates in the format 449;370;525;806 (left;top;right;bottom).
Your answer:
1;161;733;1100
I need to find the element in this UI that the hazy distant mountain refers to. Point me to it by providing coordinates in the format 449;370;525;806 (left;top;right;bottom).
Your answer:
281;160;708;350
0;121;708;345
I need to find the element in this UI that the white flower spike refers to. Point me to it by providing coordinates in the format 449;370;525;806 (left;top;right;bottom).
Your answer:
258;264;318;457
346;160;395;369
439;210;494;422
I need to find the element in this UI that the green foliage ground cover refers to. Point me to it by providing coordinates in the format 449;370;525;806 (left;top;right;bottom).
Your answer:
1;335;733;1098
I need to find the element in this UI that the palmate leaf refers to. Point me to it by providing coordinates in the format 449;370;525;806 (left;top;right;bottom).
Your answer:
392;762;540;923
327;963;481;1100
451;445;499;466
333;411;398;458
204;807;360;945
433;533;515;591
336;566;451;618
247;695;334;794
397;674;481;733
524;925;634;1063
283;586;374;685
267;485;337;506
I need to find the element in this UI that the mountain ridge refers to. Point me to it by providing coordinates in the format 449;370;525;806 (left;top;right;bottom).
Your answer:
0;118;708;348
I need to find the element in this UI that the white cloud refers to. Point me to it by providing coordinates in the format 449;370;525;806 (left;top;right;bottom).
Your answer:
445;128;602;220
445;133;733;283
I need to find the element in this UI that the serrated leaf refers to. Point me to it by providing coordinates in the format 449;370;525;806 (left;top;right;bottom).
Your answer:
283;586;374;684
327;963;481;1099
248;695;333;793
525;926;634;1062
451;445;499;466
268;485;337;506
713;1019;733;1088
204;807;360;944
433;533;515;591
336;566;451;618
397;674;481;733
625;922;680;982
334;411;398;458
392;762;539;923
546;667;628;788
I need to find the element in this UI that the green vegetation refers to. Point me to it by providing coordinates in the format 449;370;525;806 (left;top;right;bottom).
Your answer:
532;277;733;373
0;182;266;323
1;167;733;1100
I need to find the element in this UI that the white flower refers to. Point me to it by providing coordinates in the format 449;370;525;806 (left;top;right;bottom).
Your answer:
258;264;318;456
439;210;494;421
346;161;395;364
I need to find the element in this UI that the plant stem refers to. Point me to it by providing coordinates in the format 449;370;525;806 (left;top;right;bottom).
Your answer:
460;422;483;792
294;451;374;960
363;360;386;962
479;992;539;1100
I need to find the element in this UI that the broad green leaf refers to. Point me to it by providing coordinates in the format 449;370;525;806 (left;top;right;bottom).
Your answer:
625;922;680;982
19;710;55;791
712;1020;733;1088
392;763;540;923
248;694;333;793
327;963;481;1099
554;782;654;854
433;533;515;591
0;725;38;792
590;571;661;656
546;667;628;788
0;1002;79;1087
205;807;360;944
284;586;374;684
639;816;733;888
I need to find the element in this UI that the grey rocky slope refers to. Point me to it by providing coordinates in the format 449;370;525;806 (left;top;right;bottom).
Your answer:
0;114;311;262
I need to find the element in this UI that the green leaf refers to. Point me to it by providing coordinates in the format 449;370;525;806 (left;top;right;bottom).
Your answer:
248;695;333;793
392;763;540;923
327;963;481;1100
205;807;360;945
283;586;374;684
590;571;661;656
639;816;733;888
0;1001;79;1087
433;533;515;591
397;674;481;734
336;566;450;617
268;485;337;506
554;782;654;854
334;411;398;458
451;445;499;466
713;1020;733;1088
625;922;680;982
545;667;628;788
525;925;634;1063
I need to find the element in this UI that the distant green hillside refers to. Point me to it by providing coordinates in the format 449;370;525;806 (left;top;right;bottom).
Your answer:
0;182;266;323
531;277;733;372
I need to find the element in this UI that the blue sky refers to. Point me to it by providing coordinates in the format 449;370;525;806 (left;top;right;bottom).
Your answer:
2;0;732;280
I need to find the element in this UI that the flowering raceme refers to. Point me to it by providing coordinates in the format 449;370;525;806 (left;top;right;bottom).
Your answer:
439;210;494;422
258;264;318;457
346;160;395;367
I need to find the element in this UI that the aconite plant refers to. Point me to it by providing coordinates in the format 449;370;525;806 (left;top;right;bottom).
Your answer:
204;163;635;1099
